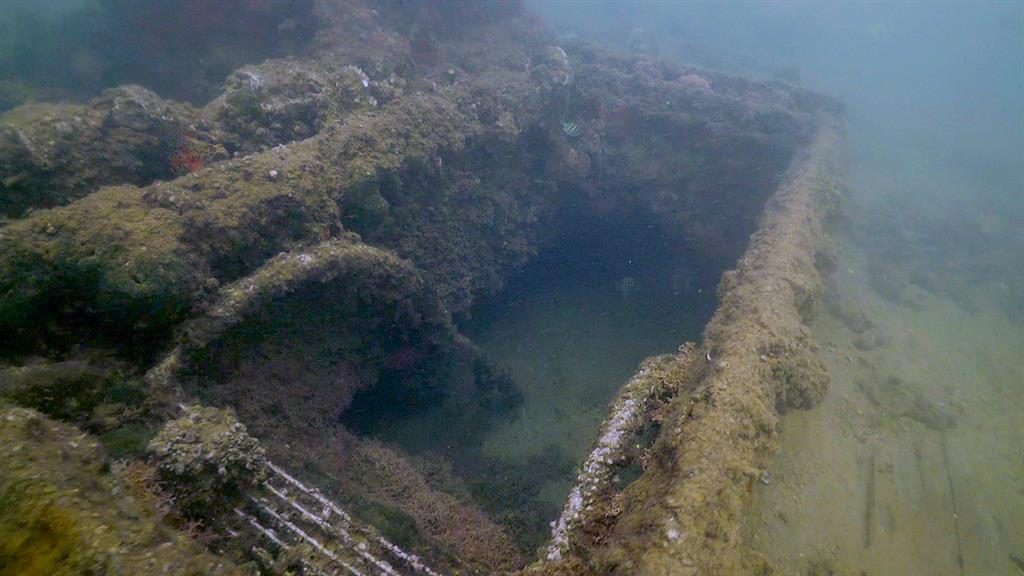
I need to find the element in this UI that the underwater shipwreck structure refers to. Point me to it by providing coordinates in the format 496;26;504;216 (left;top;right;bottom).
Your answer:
0;1;843;574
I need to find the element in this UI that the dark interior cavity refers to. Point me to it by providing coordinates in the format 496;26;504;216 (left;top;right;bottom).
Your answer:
342;200;725;551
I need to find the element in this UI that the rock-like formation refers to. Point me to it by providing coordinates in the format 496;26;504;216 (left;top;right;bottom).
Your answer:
0;85;220;216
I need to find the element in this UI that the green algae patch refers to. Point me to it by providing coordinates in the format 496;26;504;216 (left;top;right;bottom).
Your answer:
98;424;157;459
348;499;428;552
0;479;97;576
0;359;152;445
0;360;118;422
0;186;194;358
0;405;243;575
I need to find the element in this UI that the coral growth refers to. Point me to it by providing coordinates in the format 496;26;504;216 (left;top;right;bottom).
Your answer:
147;404;268;518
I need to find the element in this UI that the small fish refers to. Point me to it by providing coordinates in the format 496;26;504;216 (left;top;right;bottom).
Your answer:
561;120;581;138
615;276;637;297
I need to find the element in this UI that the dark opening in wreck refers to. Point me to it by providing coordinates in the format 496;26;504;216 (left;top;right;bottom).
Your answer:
342;200;726;552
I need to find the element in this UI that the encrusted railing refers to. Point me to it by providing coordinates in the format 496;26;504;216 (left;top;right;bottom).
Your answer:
543;344;697;565
234;462;443;576
158;403;443;576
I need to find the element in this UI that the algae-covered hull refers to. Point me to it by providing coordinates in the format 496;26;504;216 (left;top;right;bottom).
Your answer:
0;1;841;574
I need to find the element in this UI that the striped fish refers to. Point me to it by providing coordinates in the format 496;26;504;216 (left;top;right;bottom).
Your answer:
615;276;637;297
561;120;581;138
